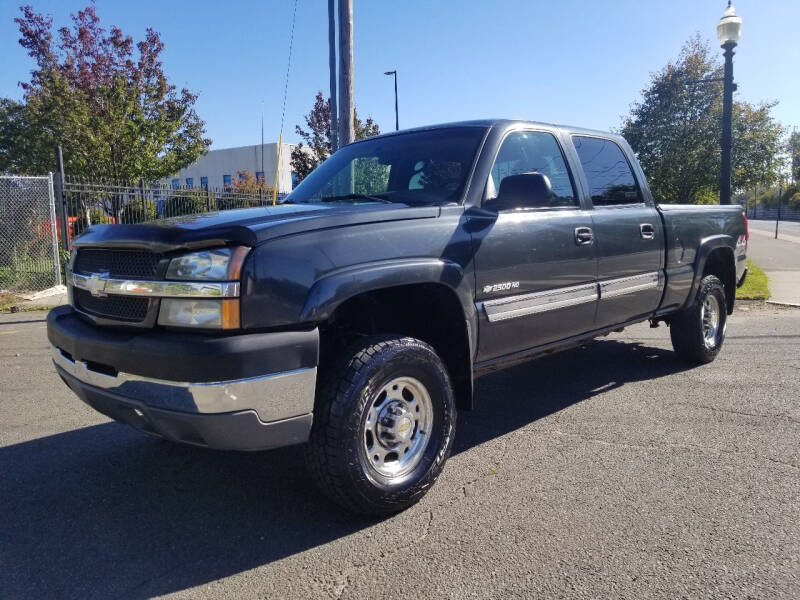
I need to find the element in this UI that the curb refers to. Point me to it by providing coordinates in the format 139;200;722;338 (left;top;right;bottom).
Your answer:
766;300;800;309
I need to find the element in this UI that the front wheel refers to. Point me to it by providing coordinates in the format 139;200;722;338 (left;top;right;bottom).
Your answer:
305;335;456;515
670;274;727;364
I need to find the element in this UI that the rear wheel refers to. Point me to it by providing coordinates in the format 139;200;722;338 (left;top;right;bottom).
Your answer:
305;335;456;515
670;274;727;364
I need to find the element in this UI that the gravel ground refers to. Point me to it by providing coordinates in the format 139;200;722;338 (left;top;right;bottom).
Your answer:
1;305;798;599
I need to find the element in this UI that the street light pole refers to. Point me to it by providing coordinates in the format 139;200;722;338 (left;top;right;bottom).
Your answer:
720;41;735;205
384;70;399;131
716;2;742;205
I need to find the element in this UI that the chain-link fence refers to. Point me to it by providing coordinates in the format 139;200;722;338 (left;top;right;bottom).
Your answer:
60;176;288;242
0;175;62;293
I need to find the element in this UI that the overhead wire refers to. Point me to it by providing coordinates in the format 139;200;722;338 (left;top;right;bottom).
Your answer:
272;0;300;205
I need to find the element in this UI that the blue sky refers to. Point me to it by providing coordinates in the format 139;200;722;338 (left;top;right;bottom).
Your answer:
1;0;797;150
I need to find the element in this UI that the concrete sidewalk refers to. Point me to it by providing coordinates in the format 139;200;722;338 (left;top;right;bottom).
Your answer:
746;228;800;306
2;285;67;312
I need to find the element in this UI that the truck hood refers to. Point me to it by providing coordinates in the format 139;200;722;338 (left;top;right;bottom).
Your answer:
72;203;440;252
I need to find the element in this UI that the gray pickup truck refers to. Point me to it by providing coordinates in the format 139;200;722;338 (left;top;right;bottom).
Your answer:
47;120;748;514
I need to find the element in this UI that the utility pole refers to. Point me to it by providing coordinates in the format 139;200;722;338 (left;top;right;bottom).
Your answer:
338;0;354;147
328;0;338;152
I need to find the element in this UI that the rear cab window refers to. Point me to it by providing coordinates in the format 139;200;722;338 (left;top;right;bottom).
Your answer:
572;136;642;207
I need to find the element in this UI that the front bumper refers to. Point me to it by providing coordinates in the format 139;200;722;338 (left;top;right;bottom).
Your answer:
47;306;319;451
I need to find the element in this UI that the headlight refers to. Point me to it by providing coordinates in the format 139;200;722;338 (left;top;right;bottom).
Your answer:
158;298;240;329
159;246;249;329
166;246;250;281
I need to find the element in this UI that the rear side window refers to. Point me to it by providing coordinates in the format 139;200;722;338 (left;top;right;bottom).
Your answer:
572;136;642;206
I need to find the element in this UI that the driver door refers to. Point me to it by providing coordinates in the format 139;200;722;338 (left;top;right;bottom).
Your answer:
468;130;598;362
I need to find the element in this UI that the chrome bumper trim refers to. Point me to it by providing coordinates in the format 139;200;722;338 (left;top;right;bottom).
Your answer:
68;270;240;298
51;345;316;422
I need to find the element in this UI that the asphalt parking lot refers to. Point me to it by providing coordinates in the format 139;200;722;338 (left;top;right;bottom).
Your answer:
1;305;798;599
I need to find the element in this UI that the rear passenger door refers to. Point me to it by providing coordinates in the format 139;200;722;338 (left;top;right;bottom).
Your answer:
571;135;664;329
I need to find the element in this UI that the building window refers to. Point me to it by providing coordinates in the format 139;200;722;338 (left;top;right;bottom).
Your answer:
185;177;194;187
238;172;246;181
200;176;208;189
223;174;232;188
171;179;179;189
255;171;264;183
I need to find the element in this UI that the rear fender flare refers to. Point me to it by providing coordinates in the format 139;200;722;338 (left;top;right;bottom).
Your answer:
686;235;735;310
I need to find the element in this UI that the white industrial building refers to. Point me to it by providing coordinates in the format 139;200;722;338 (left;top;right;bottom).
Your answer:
163;142;298;193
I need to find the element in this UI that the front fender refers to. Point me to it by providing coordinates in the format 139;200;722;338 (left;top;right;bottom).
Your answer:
300;258;476;327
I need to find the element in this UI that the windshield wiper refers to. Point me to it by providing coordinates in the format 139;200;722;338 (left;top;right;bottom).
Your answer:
319;193;392;204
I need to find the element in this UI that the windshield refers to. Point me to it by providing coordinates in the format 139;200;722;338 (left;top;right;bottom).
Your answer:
286;126;487;206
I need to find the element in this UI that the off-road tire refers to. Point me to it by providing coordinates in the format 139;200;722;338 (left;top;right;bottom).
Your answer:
305;335;456;515
670;274;727;364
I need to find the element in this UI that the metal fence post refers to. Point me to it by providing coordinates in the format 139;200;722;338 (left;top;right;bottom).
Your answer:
206;185;212;212
54;146;70;251
47;173;63;286
139;179;147;217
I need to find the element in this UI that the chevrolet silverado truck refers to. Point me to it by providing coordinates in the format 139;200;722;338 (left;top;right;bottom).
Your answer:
47;120;748;514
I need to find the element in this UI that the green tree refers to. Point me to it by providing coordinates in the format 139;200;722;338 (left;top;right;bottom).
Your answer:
120;199;158;224
231;170;274;196
163;189;209;218
290;91;380;183
0;5;210;180
621;36;783;203
788;129;800;184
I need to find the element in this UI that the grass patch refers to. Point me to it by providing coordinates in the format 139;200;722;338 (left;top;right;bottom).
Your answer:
736;259;770;300
0;293;22;312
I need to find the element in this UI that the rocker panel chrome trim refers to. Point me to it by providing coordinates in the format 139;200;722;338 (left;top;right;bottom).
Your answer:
481;271;661;322
482;283;598;322
600;271;660;300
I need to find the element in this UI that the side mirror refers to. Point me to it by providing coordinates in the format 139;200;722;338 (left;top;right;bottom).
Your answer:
487;172;554;212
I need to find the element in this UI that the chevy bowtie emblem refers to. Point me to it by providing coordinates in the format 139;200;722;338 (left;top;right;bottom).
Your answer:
88;272;109;297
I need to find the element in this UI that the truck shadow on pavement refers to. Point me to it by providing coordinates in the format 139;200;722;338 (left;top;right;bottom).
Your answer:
1;338;691;599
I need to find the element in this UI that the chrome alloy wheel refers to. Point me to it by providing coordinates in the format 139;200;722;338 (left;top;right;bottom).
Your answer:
701;294;721;349
362;376;433;479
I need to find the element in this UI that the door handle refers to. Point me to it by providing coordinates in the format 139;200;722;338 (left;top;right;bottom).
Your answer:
640;223;655;240
574;226;594;246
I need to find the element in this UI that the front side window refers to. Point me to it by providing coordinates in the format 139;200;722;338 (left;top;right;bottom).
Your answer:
486;131;577;207
572;136;641;206
287;127;486;206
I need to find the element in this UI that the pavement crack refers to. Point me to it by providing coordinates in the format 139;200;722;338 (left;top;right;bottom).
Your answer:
677;402;800;424
551;430;800;471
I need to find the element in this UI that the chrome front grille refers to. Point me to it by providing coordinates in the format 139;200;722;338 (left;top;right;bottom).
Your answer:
72;248;164;324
